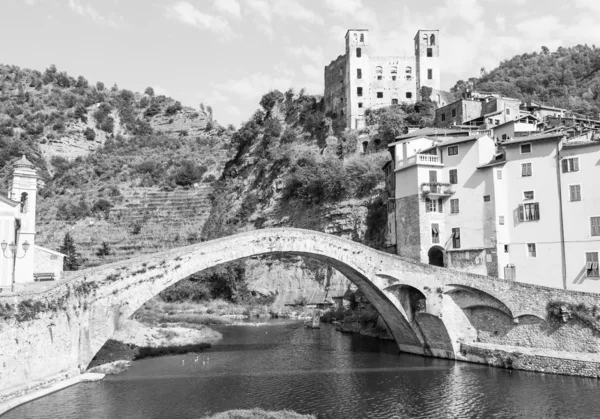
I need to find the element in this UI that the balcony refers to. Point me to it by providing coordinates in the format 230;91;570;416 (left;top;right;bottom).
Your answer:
396;154;442;169
421;182;454;198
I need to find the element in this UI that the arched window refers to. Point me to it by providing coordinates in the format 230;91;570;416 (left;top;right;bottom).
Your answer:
422;33;429;45
359;33;364;43
405;66;412;81
375;66;383;80
430;34;435;46
391;66;397;81
20;192;28;213
353;33;358;43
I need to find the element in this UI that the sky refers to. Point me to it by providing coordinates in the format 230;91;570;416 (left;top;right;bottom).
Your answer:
2;0;600;127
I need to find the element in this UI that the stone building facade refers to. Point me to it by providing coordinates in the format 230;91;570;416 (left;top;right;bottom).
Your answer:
324;29;442;130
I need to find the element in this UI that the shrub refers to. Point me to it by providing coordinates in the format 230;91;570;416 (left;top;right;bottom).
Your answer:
100;116;114;133
96;81;105;91
165;101;182;116
170;160;207;187
280;127;298;144
84;127;96;141
144;86;155;96
159;279;211;302
144;101;161;117
91;198;113;216
259;90;284;113
96;242;112;257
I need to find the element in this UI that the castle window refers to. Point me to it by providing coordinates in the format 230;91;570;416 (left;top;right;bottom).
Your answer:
423;33;429;45
377;91;383;99
357;68;362;79
357;87;363;97
437;94;441;104
427;48;432;57
376;66;383;80
358;102;363;108
406;92;412;99
391;99;398;105
20;192;28;213
360;33;364;43
427;69;433;79
405;66;412;81
430;34;435;46
391;66;397;81
356;48;362;58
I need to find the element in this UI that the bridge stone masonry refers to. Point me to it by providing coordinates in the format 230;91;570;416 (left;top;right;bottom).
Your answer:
3;228;600;405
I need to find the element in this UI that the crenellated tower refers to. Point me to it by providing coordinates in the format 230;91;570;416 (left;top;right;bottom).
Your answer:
345;29;369;130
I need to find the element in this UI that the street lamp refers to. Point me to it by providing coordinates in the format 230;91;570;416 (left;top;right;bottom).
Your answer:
1;240;30;292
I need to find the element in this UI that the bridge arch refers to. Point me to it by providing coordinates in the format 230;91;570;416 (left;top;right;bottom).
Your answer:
79;229;425;369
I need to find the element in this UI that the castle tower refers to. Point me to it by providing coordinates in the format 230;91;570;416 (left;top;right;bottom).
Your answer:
345;29;369;130
8;155;38;284
414;29;440;100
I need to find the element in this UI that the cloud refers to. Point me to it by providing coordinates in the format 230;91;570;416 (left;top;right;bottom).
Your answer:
246;0;272;21
245;0;323;25
152;85;170;97
213;72;293;100
300;64;320;79
214;0;241;18
324;0;378;27
165;1;237;39
286;45;324;65
68;0;119;27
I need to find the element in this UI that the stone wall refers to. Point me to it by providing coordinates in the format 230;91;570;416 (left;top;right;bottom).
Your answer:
395;195;420;260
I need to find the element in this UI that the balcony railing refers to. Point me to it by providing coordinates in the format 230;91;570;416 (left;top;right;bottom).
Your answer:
421;182;454;197
397;154;441;168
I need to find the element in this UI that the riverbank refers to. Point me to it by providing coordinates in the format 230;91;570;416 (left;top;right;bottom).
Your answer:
203;409;315;418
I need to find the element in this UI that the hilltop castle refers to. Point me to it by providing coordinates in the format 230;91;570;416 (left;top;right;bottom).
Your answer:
324;29;446;130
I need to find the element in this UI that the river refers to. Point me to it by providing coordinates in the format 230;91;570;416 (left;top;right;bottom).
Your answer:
5;320;600;418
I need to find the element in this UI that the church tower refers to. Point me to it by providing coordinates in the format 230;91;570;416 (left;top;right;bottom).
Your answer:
414;29;440;100
8;155;38;284
345;29;369;130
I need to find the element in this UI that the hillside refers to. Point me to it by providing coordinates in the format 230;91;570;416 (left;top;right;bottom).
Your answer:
0;63;234;266
453;45;600;117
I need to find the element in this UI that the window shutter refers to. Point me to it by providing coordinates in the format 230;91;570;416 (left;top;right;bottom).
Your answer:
522;164;527;176
587;262;593;270
438;198;443;212
573;158;579;171
534;203;540;220
518;205;524;222
562;159;568;173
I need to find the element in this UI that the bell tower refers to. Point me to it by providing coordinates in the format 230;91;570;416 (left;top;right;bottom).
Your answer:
414;29;440;100
8;155;38;284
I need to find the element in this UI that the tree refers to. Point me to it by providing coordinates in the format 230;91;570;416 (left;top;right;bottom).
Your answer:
144;86;155;96
84;127;95;141
59;232;83;271
96;81;105;91
96;242;112;258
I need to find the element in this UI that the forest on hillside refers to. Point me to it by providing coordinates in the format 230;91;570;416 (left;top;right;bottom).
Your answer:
452;45;600;117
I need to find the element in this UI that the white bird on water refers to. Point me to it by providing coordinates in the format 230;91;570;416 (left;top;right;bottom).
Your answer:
181;360;185;365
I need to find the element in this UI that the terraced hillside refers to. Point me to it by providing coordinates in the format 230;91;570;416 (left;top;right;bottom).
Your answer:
36;185;215;267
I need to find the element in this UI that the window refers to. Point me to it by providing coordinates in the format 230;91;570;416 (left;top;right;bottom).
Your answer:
448;146;458;156
506;108;511;116
527;243;537;258
449;169;458;184
391;66;397;81
520;143;532;154
425;198;437;212
357;87;363;97
441;113;446;122
392;76;397;81
487;118;493;124
499;216;505;225
427;48;432;57
357;69;362;79
391;99;398;105
406;92;412;99
358;102;363;108
423;33;429;45
587;252;599;277
427;69;433;79
591;217;600;236
495;119;500;125
432;223;440;244
569;185;581;202
356;48;362;58
430;34;435;46
377;92;383;99
452;228;461;249
497;170;502;180
20;192;28;213
405;66;412;80
521;163;532;177
429;170;438;183
502;134;507;141
504;245;509;253
452;109;456;118
359;33;364;43
450;198;459;214
484;195;491;202
561;157;579;173
523;191;534;200
376;66;383;80
518;203;540;222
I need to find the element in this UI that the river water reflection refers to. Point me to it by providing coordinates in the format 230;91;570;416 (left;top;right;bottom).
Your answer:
6;320;600;418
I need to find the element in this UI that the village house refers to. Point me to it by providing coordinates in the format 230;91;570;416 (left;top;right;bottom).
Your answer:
0;156;64;292
385;126;600;293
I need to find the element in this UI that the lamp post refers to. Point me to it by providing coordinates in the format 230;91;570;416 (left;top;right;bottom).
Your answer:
1;240;30;292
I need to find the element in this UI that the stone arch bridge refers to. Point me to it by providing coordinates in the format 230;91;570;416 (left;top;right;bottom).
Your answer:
2;228;600;398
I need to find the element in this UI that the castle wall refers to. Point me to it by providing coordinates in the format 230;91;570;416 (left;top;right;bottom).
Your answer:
367;56;417;110
324;54;347;118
